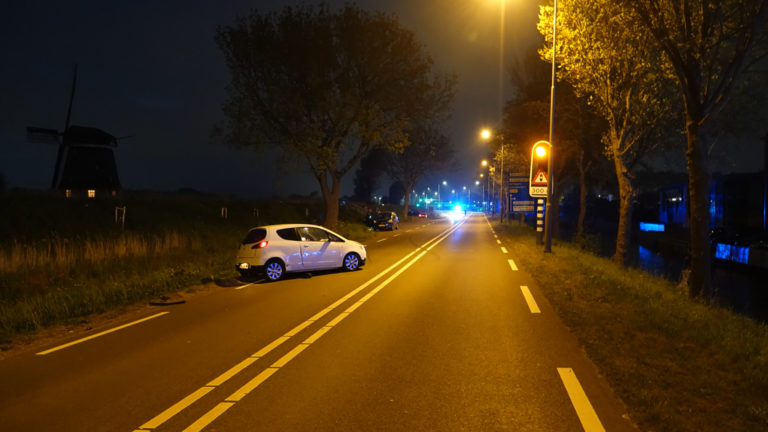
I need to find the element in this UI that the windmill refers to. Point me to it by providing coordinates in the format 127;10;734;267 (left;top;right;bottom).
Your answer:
27;65;121;197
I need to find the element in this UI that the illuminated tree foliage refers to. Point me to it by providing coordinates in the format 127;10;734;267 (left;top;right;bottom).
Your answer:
624;0;768;299
503;52;606;243
539;0;676;266
215;3;453;227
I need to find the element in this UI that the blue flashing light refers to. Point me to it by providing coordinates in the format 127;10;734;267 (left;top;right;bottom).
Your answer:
639;222;665;232
715;243;729;260
715;243;750;264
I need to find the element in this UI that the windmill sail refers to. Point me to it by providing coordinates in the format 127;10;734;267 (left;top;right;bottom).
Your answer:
26;65;123;195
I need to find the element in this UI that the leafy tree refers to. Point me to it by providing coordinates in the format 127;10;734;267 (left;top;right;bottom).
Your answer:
387;181;405;206
385;124;455;219
352;147;389;202
539;0;676;265
503;50;607;241
215;3;453;227
624;0;768;299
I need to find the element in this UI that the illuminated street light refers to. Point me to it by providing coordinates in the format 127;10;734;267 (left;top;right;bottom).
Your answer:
481;128;506;222
438;180;447;206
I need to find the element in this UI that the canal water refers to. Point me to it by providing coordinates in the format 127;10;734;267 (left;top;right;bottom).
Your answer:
635;243;768;322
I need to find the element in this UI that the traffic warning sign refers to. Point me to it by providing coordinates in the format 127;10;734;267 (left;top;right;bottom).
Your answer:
531;169;548;186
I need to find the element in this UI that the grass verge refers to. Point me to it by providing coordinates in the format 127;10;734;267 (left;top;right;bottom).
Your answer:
0;192;377;347
496;223;768;431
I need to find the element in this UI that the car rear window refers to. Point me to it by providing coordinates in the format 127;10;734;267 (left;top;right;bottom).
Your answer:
241;228;267;245
276;228;300;241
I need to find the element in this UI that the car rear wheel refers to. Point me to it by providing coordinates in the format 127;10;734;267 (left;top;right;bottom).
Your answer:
264;259;285;281
343;253;361;271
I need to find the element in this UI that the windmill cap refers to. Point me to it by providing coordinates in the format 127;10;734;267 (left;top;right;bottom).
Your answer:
64;125;117;147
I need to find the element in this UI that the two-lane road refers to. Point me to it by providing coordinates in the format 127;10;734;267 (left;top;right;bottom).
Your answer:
0;214;636;431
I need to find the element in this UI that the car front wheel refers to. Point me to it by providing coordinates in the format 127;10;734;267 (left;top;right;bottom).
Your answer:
343;253;361;271
264;259;285;281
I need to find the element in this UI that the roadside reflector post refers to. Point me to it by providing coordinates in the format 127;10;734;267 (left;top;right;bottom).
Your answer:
536;199;545;244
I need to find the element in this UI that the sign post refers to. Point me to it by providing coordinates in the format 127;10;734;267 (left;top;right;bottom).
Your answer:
509;171;533;215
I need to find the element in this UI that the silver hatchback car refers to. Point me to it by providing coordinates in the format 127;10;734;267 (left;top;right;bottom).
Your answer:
235;224;367;281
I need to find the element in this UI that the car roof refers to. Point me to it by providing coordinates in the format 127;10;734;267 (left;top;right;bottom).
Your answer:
247;224;350;240
249;223;327;231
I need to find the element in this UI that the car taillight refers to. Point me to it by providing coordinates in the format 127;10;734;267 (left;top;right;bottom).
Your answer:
251;240;268;249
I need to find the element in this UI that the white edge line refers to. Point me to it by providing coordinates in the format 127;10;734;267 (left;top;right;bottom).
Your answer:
508;259;518;271
557;368;606;432
180;220;466;431
520;285;541;314
137;221;465;431
37;312;170;355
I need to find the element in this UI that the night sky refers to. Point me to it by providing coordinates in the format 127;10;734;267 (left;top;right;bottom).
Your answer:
1;0;547;198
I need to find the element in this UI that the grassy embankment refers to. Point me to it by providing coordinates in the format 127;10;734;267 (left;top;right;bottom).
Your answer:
496;222;768;432
0;191;373;345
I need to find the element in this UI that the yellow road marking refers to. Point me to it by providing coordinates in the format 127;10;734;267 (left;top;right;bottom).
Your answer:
501;247;508;254
139;386;214;430
207;357;259;387
508;259;518;271
182;402;235;432
225;368;278;402
36;312;169;356
252;336;290;357
137;221;465;431
520;286;541;314
557;368;606;432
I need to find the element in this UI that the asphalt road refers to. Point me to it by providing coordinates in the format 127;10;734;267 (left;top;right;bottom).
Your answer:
0;214;637;431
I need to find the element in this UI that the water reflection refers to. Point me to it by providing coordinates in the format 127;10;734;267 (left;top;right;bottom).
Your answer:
635;244;768;322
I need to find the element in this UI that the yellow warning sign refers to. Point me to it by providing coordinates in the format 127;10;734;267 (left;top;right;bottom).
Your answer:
531;169;548;186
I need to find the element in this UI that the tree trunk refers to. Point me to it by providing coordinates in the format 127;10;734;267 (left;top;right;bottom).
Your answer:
403;188;412;221
318;171;341;229
576;149;587;246
612;150;635;266
551;181;561;239
684;115;713;300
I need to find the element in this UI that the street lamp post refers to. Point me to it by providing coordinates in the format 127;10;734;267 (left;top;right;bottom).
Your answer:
482;129;506;223
544;0;558;253
500;137;505;223
489;166;496;215
438;180;447;208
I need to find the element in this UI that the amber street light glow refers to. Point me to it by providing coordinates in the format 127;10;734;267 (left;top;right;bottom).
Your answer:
535;145;547;158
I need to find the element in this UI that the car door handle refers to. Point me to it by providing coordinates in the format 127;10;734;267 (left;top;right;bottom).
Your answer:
303;244;310;248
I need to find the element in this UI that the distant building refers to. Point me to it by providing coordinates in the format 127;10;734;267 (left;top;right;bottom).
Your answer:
56;125;121;198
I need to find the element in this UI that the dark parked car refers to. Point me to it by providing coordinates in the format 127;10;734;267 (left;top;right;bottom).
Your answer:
408;208;428;218
372;211;399;231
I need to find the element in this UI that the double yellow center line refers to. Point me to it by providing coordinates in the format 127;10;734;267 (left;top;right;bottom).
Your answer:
135;219;466;432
